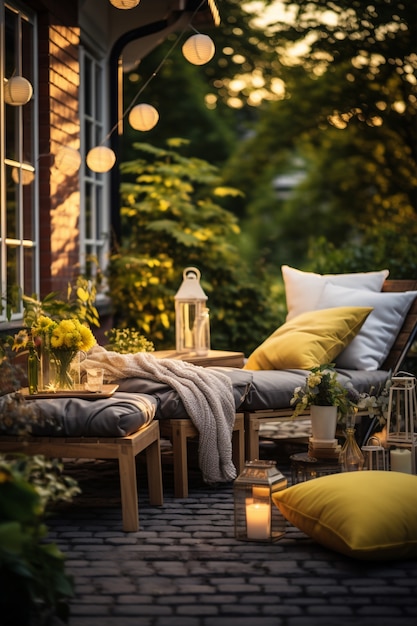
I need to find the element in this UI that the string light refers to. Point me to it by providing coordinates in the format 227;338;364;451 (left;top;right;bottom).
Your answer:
109;0;140;9
87;1;215;171
128;103;159;131
11;165;35;185
182;33;215;65
55;147;82;175
4;76;33;106
86;146;116;173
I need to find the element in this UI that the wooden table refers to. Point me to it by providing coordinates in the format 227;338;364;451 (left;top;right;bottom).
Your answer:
153;349;245;369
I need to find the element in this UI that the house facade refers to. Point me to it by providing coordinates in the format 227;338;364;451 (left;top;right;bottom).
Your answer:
0;0;218;336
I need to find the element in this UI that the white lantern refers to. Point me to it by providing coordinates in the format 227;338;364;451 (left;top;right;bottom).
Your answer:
234;460;287;542
109;0;140;9
174;267;210;355
182;34;215;66
55;147;82;175
361;435;388;471
129;104;159;131
4;76;33;106
385;375;417;474
86;146;116;173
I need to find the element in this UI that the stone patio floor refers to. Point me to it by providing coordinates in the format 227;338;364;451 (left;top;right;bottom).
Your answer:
47;438;417;626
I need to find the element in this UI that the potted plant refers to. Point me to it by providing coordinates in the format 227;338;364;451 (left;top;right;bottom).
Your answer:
290;364;354;440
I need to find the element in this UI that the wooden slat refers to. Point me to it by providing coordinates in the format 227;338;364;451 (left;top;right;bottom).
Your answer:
381;280;417;372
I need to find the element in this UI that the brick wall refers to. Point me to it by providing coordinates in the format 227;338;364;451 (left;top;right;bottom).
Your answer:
36;4;81;297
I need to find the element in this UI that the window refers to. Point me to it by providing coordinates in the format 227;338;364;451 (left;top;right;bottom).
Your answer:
79;46;110;283
0;2;37;320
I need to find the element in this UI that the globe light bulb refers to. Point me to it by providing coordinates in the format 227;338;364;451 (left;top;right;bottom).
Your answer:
128;103;159;131
182;34;215;65
86;146;116;173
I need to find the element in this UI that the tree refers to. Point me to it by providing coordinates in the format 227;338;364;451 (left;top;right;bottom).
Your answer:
222;0;417;276
108;140;281;354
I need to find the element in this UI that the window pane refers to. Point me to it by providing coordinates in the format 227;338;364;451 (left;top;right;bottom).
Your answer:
23;246;35;295
85;182;92;238
22;171;35;240
5;165;18;240
6;245;18;299
84;56;92;116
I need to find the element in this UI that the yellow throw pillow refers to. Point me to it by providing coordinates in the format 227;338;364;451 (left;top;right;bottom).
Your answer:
272;471;417;560
244;306;372;371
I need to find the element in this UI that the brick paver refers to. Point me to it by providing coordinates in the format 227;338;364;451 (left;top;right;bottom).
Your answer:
47;456;417;626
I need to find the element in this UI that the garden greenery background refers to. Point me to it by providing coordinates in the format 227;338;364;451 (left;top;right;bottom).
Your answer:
108;0;416;356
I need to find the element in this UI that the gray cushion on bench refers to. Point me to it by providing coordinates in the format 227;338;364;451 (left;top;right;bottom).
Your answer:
27;392;157;437
117;369;252;419
232;368;390;412
115;366;390;418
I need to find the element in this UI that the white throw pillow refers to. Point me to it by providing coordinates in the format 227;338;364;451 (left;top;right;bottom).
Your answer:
317;283;417;370
282;265;389;321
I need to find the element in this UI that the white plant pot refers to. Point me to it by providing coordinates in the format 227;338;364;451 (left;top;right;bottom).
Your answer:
310;405;338;441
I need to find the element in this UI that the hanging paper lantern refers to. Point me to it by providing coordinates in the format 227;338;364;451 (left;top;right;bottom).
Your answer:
86;146;116;173
109;0;140;9
4;76;33;106
11;165;35;185
128;103;159;131
182;34;215;65
55;147;82;175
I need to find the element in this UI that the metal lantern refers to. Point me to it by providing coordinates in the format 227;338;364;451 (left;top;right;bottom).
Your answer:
385;375;417;474
174;267;210;355
361;435;388;471
234;460;287;542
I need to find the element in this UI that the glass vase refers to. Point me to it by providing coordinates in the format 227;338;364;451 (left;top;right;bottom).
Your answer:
38;335;52;391
339;427;364;472
50;349;76;390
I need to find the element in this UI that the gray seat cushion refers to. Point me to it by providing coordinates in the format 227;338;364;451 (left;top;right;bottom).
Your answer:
236;368;390;412
17;392;157;437
116;366;390;417
117;368;252;419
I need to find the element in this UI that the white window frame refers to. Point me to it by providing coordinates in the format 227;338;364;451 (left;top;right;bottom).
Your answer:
79;45;110;284
0;1;38;322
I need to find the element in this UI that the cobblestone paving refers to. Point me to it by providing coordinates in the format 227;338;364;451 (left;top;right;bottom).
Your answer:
47;451;417;626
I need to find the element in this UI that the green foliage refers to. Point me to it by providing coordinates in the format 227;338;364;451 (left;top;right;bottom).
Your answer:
222;0;416;275
104;328;155;354
108;141;281;354
0;455;79;624
22;276;100;329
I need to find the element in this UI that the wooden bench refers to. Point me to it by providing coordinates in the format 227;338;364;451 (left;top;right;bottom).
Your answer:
244;279;417;461
159;413;245;498
0;420;163;532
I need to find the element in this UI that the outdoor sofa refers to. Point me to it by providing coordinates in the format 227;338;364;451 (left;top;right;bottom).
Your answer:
1;272;416;524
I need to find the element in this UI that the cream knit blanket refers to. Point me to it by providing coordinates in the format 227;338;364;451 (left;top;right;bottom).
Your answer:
81;345;237;484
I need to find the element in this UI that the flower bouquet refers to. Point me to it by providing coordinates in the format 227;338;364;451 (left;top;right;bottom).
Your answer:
32;315;96;390
291;364;353;420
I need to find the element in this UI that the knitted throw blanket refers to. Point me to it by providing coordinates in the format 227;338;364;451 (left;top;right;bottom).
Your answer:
81;345;237;484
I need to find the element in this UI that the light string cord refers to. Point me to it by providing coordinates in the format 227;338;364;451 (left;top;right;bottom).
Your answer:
101;0;207;145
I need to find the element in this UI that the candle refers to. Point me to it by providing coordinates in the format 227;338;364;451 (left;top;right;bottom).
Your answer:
246;502;270;540
390;448;412;474
252;486;270;499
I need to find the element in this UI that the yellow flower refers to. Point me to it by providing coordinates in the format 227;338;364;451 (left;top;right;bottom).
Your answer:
11;329;30;352
32;315;56;337
308;374;322;388
49;318;96;352
79;323;96;352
